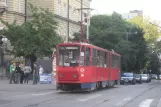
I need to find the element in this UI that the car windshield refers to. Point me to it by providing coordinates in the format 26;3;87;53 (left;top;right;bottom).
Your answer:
122;73;133;77
135;74;140;78
142;74;148;77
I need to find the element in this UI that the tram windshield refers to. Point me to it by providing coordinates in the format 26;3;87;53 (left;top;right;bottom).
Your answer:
58;46;80;66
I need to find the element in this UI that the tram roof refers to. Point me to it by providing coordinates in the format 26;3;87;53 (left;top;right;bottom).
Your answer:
57;42;120;56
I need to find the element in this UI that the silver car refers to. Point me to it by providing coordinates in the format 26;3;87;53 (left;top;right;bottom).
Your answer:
141;74;151;83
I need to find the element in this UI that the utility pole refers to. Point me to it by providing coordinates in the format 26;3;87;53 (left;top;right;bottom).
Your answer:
80;0;85;41
25;0;27;23
86;10;90;40
67;0;69;42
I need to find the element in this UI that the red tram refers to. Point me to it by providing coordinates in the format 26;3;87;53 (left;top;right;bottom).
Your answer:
56;42;121;91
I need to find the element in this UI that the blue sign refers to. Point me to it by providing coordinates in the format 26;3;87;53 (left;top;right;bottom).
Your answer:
39;73;53;84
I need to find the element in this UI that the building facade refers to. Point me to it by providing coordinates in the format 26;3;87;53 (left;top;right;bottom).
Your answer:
28;0;91;42
0;0;91;41
0;0;25;27
0;0;26;60
121;10;143;20
0;0;91;71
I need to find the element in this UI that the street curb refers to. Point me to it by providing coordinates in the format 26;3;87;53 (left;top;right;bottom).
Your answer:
157;98;161;107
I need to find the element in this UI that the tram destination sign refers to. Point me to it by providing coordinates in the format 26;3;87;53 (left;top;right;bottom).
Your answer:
60;46;79;50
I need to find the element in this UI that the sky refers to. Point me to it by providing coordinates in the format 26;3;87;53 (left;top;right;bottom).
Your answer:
91;0;161;22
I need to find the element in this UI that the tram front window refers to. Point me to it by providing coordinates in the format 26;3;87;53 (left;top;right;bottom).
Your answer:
58;46;80;66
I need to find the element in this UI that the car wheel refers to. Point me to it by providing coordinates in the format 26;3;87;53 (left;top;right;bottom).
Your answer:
139;81;142;84
132;81;136;85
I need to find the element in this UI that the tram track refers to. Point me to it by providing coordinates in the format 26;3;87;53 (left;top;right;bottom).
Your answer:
90;82;161;107
23;91;92;107
120;84;161;107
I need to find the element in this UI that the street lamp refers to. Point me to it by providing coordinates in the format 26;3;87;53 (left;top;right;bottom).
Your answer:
0;35;8;67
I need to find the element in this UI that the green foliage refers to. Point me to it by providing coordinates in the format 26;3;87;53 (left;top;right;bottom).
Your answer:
147;53;161;74
130;16;160;43
71;13;150;73
0;4;62;60
89;13;127;50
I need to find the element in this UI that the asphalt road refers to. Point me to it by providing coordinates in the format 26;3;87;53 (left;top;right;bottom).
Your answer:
0;80;161;107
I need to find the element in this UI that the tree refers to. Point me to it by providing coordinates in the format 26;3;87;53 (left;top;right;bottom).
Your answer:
0;4;62;71
89;13;127;50
115;26;148;73
71;13;149;73
147;53;161;75
130;16;160;43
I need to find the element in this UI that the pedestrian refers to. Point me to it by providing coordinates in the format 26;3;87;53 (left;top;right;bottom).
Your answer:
39;65;44;75
15;62;22;84
19;62;24;84
9;62;15;84
24;64;31;84
33;62;38;85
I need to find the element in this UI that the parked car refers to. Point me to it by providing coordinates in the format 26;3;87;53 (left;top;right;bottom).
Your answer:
151;74;157;79
121;73;136;85
141;74;151;83
159;75;161;80
135;74;142;84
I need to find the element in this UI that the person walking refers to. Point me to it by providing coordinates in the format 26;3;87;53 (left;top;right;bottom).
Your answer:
33;62;38;85
24;64;31;84
9;62;15;84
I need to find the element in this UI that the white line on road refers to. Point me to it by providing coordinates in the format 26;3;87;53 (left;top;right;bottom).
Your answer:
157;98;161;107
9;91;56;98
139;99;154;107
31;91;55;96
116;97;132;106
0;91;56;107
77;94;101;102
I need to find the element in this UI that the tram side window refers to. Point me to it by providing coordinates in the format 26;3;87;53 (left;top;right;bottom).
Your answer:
80;46;85;66
112;54;120;68
118;56;121;68
99;51;103;67
92;49;97;66
103;52;107;68
85;47;91;66
106;53;109;67
112;54;115;68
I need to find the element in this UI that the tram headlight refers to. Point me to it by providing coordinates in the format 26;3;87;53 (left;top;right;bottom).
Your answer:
81;74;84;77
73;75;77;78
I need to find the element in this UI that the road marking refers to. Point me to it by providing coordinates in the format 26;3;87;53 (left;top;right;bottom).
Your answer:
157;98;161;107
139;99;154;107
0;91;56;107
9;91;56;98
31;91;55;96
116;97;132;106
77;94;101;102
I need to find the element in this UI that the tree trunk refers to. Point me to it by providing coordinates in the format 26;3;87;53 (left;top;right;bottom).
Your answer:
30;54;37;74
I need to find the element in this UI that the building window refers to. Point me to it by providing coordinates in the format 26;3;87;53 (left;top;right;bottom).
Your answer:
18;0;21;13
63;3;67;18
58;0;61;15
5;0;8;7
69;5;72;19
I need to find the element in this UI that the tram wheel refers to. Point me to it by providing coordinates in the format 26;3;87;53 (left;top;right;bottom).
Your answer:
96;82;99;89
